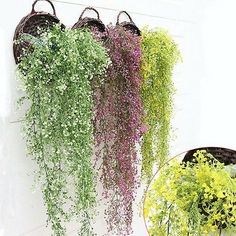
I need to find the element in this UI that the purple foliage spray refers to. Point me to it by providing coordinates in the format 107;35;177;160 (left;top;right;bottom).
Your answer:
94;25;144;235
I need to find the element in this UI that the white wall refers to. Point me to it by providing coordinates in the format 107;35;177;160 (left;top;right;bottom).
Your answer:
198;0;236;150
0;0;205;235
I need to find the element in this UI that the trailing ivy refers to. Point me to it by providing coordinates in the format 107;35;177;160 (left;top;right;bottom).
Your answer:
94;25;143;235
144;150;236;236
141;28;181;182
17;25;110;236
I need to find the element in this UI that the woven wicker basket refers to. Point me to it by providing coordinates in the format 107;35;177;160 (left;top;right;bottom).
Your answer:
183;146;236;165
72;7;105;32
116;11;141;36
13;0;64;64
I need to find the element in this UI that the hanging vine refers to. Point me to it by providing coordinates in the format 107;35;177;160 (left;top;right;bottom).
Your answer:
141;28;181;182
17;25;110;236
94;25;143;235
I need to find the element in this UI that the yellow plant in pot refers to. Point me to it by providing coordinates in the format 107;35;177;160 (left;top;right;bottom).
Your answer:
144;150;236;236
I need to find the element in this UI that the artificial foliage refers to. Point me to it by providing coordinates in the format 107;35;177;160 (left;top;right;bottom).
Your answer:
144;150;236;236
141;28;181;182
17;25;110;236
94;25;143;235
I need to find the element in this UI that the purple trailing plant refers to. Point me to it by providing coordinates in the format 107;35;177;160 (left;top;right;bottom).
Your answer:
94;25;144;235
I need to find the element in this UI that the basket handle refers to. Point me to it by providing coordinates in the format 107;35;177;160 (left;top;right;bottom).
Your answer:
79;7;100;20
116;11;134;25
31;0;56;16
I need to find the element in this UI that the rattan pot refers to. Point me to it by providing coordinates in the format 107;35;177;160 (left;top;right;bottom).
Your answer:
116;11;141;36
13;0;64;64
72;7;105;32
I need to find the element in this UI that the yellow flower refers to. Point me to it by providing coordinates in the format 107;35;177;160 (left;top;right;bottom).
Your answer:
216;191;225;198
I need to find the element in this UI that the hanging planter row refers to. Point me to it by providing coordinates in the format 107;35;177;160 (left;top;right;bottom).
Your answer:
14;0;180;235
13;0;140;64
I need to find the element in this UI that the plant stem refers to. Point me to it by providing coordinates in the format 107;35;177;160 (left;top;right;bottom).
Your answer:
167;204;172;236
219;227;222;236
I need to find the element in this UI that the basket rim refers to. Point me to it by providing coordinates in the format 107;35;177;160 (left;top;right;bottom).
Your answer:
183;146;236;164
72;17;106;32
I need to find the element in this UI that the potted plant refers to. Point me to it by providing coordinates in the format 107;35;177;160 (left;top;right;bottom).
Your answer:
144;150;236;236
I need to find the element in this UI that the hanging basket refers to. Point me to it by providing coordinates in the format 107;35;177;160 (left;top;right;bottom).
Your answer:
183;146;236;165
13;0;64;64
116;11;141;36
72;7;105;32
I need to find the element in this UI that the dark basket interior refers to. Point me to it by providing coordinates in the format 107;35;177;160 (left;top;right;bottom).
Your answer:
118;21;141;36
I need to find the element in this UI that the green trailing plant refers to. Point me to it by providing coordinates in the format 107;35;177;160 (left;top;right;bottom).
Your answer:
141;28;181;182
17;25;110;236
144;150;236;236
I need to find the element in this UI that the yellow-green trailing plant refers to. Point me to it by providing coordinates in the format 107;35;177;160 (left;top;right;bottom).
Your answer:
144;150;236;236
141;28;181;182
17;25;110;236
